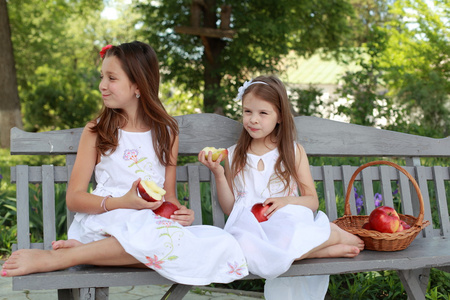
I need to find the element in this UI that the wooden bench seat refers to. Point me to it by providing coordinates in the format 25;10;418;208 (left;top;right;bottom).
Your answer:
9;113;450;300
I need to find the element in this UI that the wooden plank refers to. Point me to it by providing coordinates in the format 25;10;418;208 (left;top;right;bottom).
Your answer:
322;165;337;221
361;168;375;214
12;238;450;291
341;165;357;215
11;115;450;157
175;114;241;156
295;116;450;157
187;165;202;225
398;168;414;215
10;127;83;155
210;172;225;228
16;165;31;250
42;165;56;249
174;26;235;39
415;166;434;237
379;165;394;208
433;166;450;237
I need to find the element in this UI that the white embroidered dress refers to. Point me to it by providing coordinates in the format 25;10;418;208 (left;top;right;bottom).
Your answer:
224;144;331;279
68;129;248;285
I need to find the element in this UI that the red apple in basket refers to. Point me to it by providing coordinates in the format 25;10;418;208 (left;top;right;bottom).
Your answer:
202;146;228;162
138;180;166;202
368;206;400;233
152;202;178;219
362;222;372;230
396;220;411;232
251;203;272;223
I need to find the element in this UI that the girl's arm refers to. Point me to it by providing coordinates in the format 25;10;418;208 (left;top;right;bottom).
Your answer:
264;143;319;217
66;122;163;214
198;151;236;215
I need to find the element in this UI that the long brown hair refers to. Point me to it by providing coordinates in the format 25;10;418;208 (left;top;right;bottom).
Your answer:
231;75;307;194
92;41;178;166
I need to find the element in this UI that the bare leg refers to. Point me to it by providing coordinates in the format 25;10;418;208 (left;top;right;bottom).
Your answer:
1;237;143;277
52;239;83;250
298;223;364;260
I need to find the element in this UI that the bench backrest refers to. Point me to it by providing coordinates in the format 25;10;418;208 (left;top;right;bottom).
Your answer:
10;114;450;251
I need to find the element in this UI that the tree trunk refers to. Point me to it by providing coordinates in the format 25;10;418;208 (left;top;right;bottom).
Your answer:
0;0;23;148
201;0;226;114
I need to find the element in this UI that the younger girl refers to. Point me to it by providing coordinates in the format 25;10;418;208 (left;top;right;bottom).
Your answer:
199;75;364;299
2;41;248;285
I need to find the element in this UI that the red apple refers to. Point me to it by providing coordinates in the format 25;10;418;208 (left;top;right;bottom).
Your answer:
152;202;178;219
396;220;411;232
251;203;272;223
138;180;166;202
368;206;400;233
202;146;228;161
362;222;372;230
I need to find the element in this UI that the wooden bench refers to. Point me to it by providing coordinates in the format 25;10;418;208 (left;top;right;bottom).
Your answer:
9;113;450;300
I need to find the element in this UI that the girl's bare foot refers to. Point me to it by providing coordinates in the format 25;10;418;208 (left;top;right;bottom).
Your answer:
1;249;65;277
331;223;365;250
303;244;361;259
52;239;83;250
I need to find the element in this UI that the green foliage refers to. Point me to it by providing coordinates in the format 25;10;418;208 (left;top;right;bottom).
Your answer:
380;0;450;137
290;85;325;117
137;0;355;114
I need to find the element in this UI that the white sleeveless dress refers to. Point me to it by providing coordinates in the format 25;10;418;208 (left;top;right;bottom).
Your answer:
68;129;248;285
224;144;330;299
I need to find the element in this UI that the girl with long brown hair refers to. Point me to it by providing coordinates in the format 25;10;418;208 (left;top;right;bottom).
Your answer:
199;75;364;299
2;41;248;285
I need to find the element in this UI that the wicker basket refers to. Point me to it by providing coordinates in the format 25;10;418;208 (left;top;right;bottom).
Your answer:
333;160;430;251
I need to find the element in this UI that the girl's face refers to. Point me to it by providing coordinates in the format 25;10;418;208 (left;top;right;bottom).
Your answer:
242;93;280;142
99;56;139;110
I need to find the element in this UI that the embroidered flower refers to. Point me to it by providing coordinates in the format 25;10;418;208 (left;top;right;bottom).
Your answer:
145;255;164;269
156;219;175;227
100;44;113;58
227;262;246;276
123;149;139;163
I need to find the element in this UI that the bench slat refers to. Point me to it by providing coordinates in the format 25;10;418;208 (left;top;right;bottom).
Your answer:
361;168;376;214
341;165;357;215
379;165;394;208
415;166;435;237
42;165;57;249
187;165;202;226
433;166;450;237
16;165;31;250
322;166;338;221
397;168;413;215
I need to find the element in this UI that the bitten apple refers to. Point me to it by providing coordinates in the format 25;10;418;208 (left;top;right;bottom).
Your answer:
138;180;166;202
251;203;272;223
202;146;228;161
152;202;178;219
368;206;400;233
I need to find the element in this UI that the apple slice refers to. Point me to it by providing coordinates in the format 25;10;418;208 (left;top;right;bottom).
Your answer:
202;146;228;161
138;180;166;202
251;203;272;223
152;202;178;219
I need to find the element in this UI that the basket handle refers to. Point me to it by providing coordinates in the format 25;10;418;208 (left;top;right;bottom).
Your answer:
344;160;424;226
